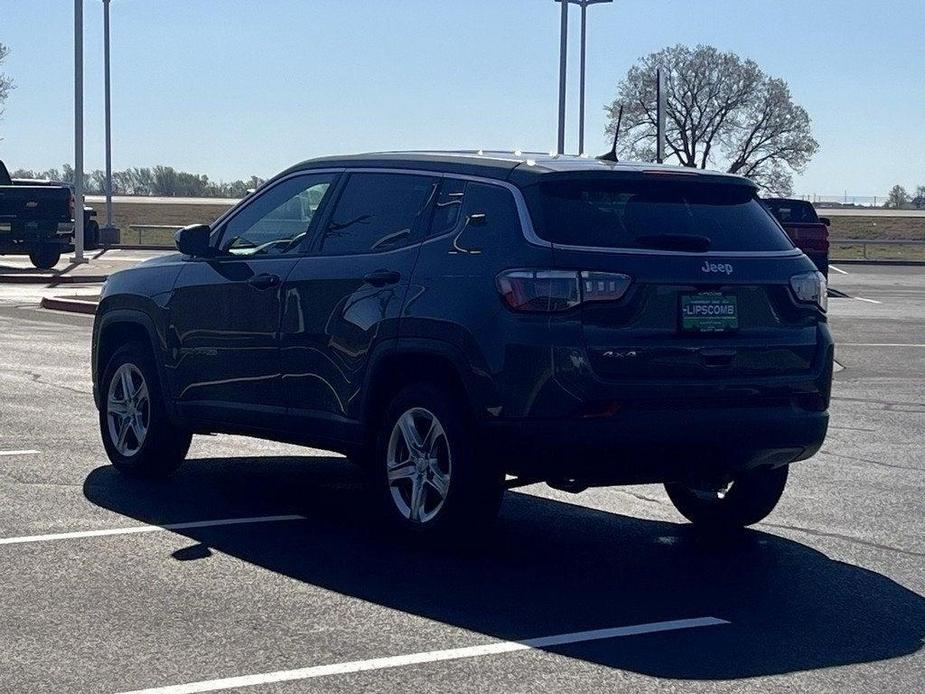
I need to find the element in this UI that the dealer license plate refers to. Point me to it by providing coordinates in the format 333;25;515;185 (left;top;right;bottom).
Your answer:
680;292;738;332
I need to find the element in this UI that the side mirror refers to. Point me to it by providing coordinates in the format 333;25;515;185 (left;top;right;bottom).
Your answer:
818;216;831;227
175;224;212;257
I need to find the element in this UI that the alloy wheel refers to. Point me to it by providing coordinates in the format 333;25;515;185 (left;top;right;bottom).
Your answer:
386;407;452;524
106;363;150;457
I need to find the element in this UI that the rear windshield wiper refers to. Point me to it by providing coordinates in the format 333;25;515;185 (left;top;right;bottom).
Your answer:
634;234;711;252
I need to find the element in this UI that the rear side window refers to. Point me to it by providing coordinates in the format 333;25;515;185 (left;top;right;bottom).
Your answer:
528;179;793;252
319;172;438;255
428;179;519;244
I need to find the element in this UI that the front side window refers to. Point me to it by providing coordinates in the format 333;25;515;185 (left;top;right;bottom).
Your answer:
319;172;438;255
221;173;336;256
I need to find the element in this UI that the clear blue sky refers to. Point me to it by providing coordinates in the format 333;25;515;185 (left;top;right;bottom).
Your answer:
1;0;922;195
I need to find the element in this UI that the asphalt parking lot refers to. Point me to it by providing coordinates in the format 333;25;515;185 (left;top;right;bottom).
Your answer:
0;261;922;693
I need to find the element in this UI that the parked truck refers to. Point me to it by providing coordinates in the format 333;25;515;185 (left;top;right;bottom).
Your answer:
0;159;99;269
762;197;830;278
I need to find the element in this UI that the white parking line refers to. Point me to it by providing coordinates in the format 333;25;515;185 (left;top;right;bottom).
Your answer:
855;296;882;304
0;449;40;457
840;343;925;348
0;515;305;546
828;265;848;275
118;617;729;694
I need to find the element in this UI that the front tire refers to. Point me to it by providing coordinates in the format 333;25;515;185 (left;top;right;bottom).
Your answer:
372;383;503;538
99;342;191;478
665;465;789;531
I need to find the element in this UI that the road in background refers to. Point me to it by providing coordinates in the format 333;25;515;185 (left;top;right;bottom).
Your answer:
85;195;239;206
0;265;922;693
821;208;925;217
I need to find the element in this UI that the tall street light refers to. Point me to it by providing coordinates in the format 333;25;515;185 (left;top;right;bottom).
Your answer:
556;0;568;154
102;0;115;238
555;0;613;156
71;0;86;264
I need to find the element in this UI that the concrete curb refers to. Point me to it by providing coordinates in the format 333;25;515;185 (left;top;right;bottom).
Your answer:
0;274;109;285
39;296;99;315
107;244;173;251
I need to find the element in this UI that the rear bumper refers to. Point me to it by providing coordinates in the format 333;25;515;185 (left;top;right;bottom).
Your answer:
481;405;828;486
480;324;834;486
0;222;73;251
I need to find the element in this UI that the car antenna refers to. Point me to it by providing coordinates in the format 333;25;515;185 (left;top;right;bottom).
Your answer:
598;105;622;162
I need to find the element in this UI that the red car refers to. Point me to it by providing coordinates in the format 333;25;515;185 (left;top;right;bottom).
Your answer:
762;198;830;278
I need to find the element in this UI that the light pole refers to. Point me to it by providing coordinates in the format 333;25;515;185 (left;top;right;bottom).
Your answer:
576;0;612;156
555;0;613;155
556;0;568;154
102;0;115;239
71;0;86;264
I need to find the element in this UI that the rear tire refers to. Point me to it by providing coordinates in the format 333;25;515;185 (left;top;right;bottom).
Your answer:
84;221;100;251
665;465;789;531
29;245;61;270
372;382;503;539
99;341;191;478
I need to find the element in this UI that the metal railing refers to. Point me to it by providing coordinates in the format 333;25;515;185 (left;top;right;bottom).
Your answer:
125;224;179;247
830;238;925;259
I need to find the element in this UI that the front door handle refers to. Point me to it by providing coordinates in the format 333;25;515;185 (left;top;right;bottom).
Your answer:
363;269;401;287
247;273;281;290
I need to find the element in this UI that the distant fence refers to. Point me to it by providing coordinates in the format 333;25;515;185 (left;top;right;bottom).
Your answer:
798;194;888;208
830;238;925;260
122;224;178;248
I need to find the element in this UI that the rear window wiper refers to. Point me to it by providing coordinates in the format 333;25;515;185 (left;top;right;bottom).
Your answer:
634;234;711;252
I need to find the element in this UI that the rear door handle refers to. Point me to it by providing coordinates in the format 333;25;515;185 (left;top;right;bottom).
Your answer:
363;269;401;287
247;273;281;290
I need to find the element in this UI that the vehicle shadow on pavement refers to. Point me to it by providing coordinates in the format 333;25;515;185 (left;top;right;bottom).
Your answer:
0;260;79;275
83;455;925;680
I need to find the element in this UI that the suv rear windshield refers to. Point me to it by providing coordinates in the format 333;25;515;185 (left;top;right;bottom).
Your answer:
527;179;793;252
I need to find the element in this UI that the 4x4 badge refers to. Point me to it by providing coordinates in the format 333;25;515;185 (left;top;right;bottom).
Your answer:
701;261;733;274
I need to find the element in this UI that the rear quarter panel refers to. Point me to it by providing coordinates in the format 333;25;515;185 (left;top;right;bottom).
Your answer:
400;183;561;419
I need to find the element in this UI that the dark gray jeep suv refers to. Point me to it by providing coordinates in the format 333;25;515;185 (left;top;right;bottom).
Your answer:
92;152;833;537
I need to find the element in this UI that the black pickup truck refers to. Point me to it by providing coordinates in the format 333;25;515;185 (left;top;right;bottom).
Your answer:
0;159;99;269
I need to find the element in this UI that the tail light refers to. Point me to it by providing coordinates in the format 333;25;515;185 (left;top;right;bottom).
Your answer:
496;269;632;312
788;228;829;253
790;271;827;312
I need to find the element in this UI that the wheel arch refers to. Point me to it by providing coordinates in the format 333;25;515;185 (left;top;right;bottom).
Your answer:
93;309;175;417
360;339;483;440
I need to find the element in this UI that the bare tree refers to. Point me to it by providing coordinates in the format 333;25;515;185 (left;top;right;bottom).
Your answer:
0;43;14;138
605;45;818;195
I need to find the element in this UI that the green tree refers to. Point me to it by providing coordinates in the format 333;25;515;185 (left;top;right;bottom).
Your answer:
10;160;265;197
884;185;910;209
605;44;818;195
913;185;925;208
0;42;14;138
